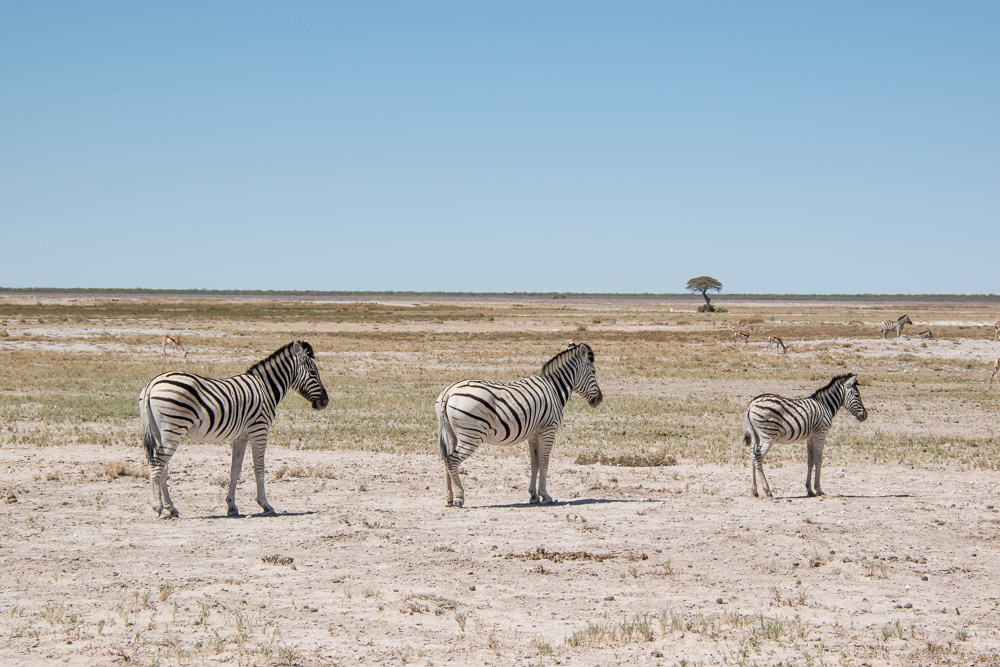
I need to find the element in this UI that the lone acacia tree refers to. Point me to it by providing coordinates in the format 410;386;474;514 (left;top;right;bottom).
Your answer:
686;276;723;312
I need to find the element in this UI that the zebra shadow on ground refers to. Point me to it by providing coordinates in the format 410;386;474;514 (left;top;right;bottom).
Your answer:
775;493;913;500
477;498;666;510
203;510;318;520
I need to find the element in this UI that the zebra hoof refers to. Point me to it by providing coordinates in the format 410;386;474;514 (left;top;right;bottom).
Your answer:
227;508;240;517
259;509;277;517
452;498;464;508
529;496;541;505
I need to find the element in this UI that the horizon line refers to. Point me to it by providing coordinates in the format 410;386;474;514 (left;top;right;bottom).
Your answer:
1;287;998;301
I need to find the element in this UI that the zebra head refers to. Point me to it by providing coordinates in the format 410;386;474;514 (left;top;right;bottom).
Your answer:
900;315;912;326
843;375;867;422
290;341;329;410
566;343;603;408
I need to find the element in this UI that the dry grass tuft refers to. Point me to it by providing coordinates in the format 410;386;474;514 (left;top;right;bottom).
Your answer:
261;554;294;566
100;460;146;480
575;449;678;467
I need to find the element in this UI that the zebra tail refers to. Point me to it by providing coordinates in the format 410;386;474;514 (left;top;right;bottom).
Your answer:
742;411;756;452
140;391;160;465
437;400;456;462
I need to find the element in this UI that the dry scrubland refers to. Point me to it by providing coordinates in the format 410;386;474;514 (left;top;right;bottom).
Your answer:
1;293;999;666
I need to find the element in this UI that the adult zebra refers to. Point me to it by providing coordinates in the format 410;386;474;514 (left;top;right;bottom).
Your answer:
435;343;603;507
138;341;329;518
880;315;912;339
743;373;868;498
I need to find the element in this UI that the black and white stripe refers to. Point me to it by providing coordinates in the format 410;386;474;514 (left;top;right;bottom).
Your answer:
435;343;603;507
880;315;912;339
138;341;328;518
742;373;867;498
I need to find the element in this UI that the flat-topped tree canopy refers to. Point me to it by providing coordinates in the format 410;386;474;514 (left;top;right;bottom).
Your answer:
686;276;723;309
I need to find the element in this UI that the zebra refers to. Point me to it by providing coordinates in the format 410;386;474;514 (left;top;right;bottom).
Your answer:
743;373;868;498
435;343;603;507
767;334;787;354
880;315;912;339
138;341;329;518
734;325;755;345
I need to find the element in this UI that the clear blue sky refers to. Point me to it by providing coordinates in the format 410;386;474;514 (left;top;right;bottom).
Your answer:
2;2;997;294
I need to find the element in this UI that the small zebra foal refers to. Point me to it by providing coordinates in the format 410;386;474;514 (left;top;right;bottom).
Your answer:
436;343;603;507
139;341;328;518
743;374;868;498
881;315;912;339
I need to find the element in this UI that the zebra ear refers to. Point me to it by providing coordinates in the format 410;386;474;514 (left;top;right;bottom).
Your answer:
846;375;858;387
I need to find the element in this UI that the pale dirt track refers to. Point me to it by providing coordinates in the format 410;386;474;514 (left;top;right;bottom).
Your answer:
1;444;998;666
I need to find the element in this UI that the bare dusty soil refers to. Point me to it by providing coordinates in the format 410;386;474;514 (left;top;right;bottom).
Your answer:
2;294;1000;666
1;444;998;666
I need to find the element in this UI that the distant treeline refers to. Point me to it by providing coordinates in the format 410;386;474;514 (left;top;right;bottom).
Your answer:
1;287;998;303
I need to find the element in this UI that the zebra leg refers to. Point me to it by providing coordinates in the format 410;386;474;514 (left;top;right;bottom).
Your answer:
813;438;826;496
805;440;817;497
756;441;774;498
249;435;275;516
444;463;454;506
226;439;248;516
157;458;180;518
445;458;466;508
528;436;541;504
149;458;164;516
535;434;556;504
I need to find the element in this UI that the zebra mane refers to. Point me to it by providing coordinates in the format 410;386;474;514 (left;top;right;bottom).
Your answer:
541;343;594;376
810;373;855;399
246;340;314;374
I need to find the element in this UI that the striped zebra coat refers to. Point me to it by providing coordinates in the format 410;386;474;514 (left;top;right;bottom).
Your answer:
881;315;912;339
743;374;867;498
138;341;328;518
435;343;603;507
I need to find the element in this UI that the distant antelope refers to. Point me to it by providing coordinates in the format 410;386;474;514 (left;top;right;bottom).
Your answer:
990;358;1000;389
880;315;912;339
161;334;188;359
734;326;755;345
994;316;1000;340
767;335;787;354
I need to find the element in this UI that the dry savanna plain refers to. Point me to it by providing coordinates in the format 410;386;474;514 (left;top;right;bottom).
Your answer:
1;293;1000;667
